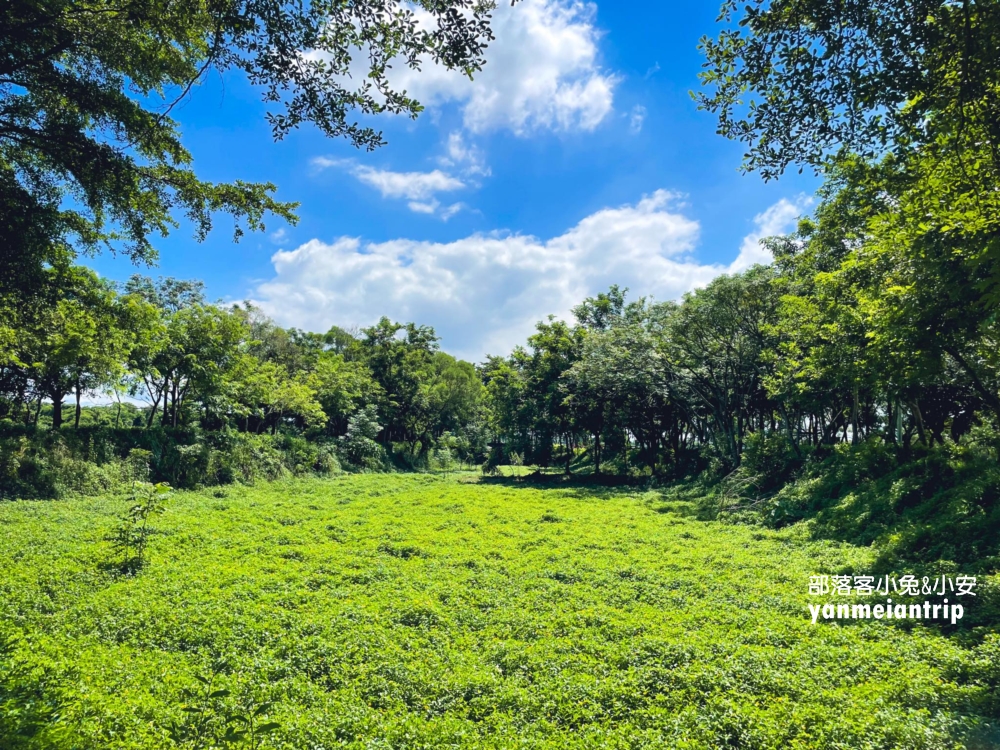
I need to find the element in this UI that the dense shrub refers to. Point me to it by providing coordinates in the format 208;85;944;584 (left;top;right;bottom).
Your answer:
731;440;1000;585
0;425;344;499
338;405;386;471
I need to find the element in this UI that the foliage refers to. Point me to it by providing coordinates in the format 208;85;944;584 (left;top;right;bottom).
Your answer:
1;271;486;490
0;426;344;498
165;665;280;750
696;0;1000;180
107;477;171;573
338;404;385;471
0;474;997;748
431;445;454;475
0;0;509;287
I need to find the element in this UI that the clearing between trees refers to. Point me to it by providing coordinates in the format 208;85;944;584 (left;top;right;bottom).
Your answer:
1;473;997;750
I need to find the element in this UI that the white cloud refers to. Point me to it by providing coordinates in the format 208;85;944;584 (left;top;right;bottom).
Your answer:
391;0;617;135
269;227;290;245
439;132;490;177
729;196;812;272
628;105;646;134
315;159;464;201
407;200;439;215
253;190;721;361
313;157;466;216
439;202;465;221
252;195;808;361
351;166;463;201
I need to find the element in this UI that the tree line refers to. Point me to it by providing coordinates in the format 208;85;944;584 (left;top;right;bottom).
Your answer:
4;0;1000;492
0;270;485;466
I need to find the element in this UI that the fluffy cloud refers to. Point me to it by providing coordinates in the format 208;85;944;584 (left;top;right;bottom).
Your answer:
392;0;617;135
252;190;725;361
253;194;807;361
307;2;620;222
313;157;465;201
438;132;490;177
729;196;812;272
313;157;466;216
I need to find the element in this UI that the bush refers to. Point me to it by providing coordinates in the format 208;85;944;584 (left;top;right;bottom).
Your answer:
0;425;345;500
338;406;385;471
273;434;341;476
739;432;801;492
752;440;1000;587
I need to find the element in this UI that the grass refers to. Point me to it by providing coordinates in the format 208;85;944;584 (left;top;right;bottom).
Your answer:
0;472;997;749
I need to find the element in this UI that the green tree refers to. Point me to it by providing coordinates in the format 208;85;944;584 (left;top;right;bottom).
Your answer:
359;317;439;450
1;0;512;281
518;318;584;472
307;352;378;436
128;296;248;428
427;352;485;437
697;0;1000;178
697;0;1000;308
663;269;779;468
20;266;144;428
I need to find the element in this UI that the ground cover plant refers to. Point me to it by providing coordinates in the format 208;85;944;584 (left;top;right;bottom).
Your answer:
1;473;998;749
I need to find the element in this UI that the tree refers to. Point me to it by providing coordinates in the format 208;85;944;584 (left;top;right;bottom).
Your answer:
307;352;378;436
339;404;385;470
359;317;439;449
427;352;484;437
231;360;327;433
1;0;512;279
566;308;675;474
659;270;780;468
128;297;248;428
697;0;1000;178
19;266;144;428
518;317;584;472
697;0;1000;305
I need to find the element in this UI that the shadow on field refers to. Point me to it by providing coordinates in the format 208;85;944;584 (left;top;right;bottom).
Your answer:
0;636;66;749
478;471;640;488
476;474;702;516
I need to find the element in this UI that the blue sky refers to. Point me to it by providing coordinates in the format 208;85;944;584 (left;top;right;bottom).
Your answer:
88;0;820;362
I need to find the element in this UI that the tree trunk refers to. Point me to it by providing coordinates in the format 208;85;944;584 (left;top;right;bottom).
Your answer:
171;378;179;427
851;387;860;445
159;375;170;427
143;375;162;428
50;390;63;430
146;390;161;428
944;346;1000;425
74;380;82;428
778;406;802;459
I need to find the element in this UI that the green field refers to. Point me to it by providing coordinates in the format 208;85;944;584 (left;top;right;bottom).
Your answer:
1;474;997;749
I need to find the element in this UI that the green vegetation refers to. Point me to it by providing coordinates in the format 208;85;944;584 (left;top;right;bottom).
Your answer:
0;0;503;283
3;0;1000;744
0;276;488;499
1;473;998;749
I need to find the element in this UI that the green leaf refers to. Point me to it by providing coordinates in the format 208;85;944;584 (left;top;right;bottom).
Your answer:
251;701;274;717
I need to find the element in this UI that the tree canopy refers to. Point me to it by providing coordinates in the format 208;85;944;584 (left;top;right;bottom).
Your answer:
0;0;509;285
